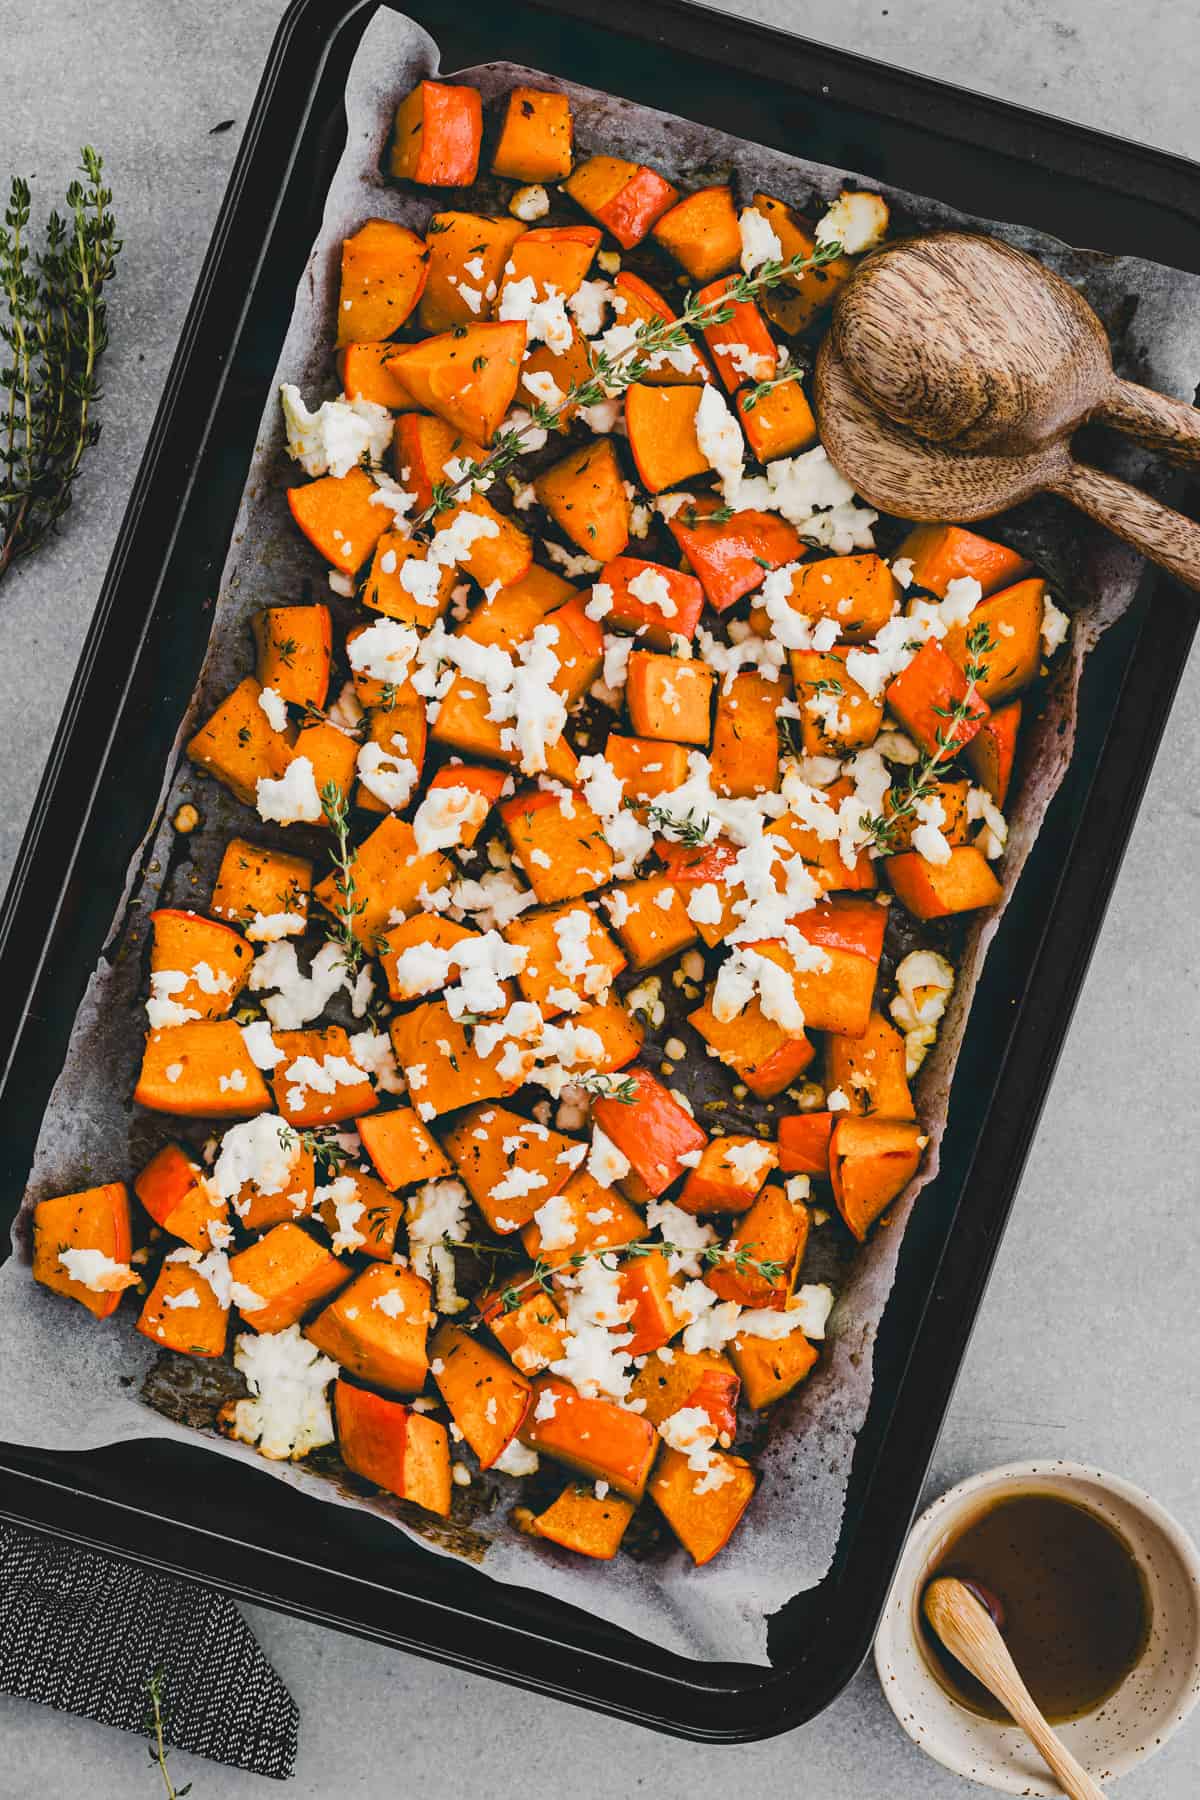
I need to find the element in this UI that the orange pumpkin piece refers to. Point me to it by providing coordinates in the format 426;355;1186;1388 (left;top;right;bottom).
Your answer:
288;720;358;813
149;909;251;1021
502;900;626;1017
354;699;427;817
618;1249;682;1357
356;1105;452;1191
706;1183;808;1309
885;844;1004;919
390;998;522;1118
429;674;579;784
335;1381;451;1516
965;699;1021;807
651;186;741;281
432;495;533;591
624;383;709;494
424;762;511;842
363;532;457;630
389;80;483;186
825;1010;915;1119
268;1026;379;1128
597;555;705;648
393;412;486;512
519;1377;658;1501
776;1112;835;1179
604;874;697;972
729;1327;819;1409
211;838;311;935
387;320;525;445
32;1184;135;1320
306;1264;433;1393
897;523;1033;598
591;1065;707;1201
518;1171;645;1269
312;815;453;950
791;644;884;757
882;777;971;854
134;1144;229;1252
499;787;614;904
286;465;390;575
136;1254;229;1358
223;1135;316;1235
418;211;526;333
602;734;690;805
650;1445;756;1564
478;1280;568;1376
751;193;854;334
337;341;423;410
689;984;816;1098
227;1222;350;1333
379;914;480;1003
678;1135;778;1215
829;1115;925;1241
456;583;557;651
770;552;899;641
568;999;644;1072
697;278;777;391
524;1484;636;1559
441;1101;583;1232
665;495;805;613
185;676;290;807
337;218;428;345
765;798;876;897
519;327;596;427
611;271;711;385
736;375;818;461
710;670;782;798
135;1021;272;1119
252;605;332;710
885;639;990;759
941;578;1046;705
492;87;574;182
498;224;601;304
563;157;679;248
534;438;630;561
625;651;714;746
628;1348;740;1437
430;1322;532;1467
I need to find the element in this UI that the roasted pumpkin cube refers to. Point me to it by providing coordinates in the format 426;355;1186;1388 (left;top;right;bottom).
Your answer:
541;594;604;704
534;438;630;561
288;720;359;814
389;80;483;186
314;1166;406;1259
625;651;714;745
569;999;644;1071
697;277;777;391
825;1010;915;1118
393;412;487;512
269;1026;379;1128
478;1279;568;1375
379;915;480;1003
312;815;453;950
418;210;525;333
777;1111;835;1179
431;1322;532;1467
441;1102;583;1232
649;1445;756;1564
604;875;697;971
610;271;710;386
492;87;573;182
829;1115;924;1241
500;787;614;904
518;1170;645;1270
729;1327;819;1410
524;1484;636;1559
286;466;390;575
655;835;741;948
186;676;291;807
431;494;533;591
306;1264;432;1393
354;695;427;816
882;777;971;854
688;992;815;1099
32;1184;135;1320
519;1377;658;1501
591;1066;707;1200
148;909;251;1022
135;1021;272;1119
618;1249;682;1357
678;1135;778;1215
624;383;709;494
498;224;601;304
885;844;1004;919
211;838;311;936
252;605;332;710
764;793;876;896
666;496;805;612
651;186;741;281
519;327;596;427
885;638;989;759
736;375;818;461
502;901;625;1017
597;555;705;648
628;1348;740;1438
965;699;1021;807
356;1105;452;1191
387;321;525;445
389;999;522;1117
134;1144;229;1252
229;1140;316;1235
227;1223;350;1333
710;670;783;798
335;1381;451;1516
429;674;579;784
602;734;690;805
423;762;511;845
563;157;678;248
706;1183;808;1309
770;553;898;642
941;577;1046;705
897;523;1032;598
791;645;883;756
136;1254;230;1358
337;217;428;345
751;192;853;335
338;340;422;409
363;532;457;630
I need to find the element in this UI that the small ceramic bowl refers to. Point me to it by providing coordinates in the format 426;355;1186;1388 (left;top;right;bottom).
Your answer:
874;1459;1200;1793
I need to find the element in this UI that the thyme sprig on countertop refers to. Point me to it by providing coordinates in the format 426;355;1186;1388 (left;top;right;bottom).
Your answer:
1;148;120;583
859;621;994;854
413;241;844;530
143;1668;192;1799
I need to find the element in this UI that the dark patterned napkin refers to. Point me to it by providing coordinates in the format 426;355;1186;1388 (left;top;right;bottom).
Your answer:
0;1523;297;1779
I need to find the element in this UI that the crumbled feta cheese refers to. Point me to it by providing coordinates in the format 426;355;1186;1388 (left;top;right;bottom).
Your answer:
279;385;392;478
228;1324;337;1460
57;1247;136;1293
257;686;289;733
1041;594;1070;657
739;205;783;276
256;756;323;827
509;183;550;221
815;190;889;256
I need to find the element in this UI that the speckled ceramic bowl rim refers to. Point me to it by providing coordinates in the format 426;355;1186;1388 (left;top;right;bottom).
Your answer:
873;1458;1200;1793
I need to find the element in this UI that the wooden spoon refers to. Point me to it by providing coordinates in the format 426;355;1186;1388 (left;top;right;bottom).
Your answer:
830;232;1200;459
815;335;1200;591
923;1576;1108;1800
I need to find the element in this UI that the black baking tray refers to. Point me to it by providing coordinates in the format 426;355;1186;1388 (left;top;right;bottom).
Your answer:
0;0;1196;1742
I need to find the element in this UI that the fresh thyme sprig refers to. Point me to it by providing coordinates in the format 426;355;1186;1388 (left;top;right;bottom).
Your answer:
143;1669;192;1799
319;780;367;972
412;241;843;531
574;1071;638;1103
1;148;120;582
739;363;808;411
640;802;712;847
281;1123;353;1175
860;622;994;854
472;1237;788;1323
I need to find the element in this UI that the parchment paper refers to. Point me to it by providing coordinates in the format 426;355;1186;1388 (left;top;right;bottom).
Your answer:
2;6;1199;1665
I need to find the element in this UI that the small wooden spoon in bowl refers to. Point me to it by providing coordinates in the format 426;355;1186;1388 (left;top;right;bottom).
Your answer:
922;1577;1108;1800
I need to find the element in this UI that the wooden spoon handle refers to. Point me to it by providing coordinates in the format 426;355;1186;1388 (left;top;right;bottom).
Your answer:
1095;378;1200;461
1046;459;1200;592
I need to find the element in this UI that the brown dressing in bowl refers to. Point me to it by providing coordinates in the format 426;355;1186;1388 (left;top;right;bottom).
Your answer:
920;1491;1150;1724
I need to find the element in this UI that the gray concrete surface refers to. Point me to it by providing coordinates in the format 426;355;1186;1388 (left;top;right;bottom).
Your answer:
0;1;1197;1794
